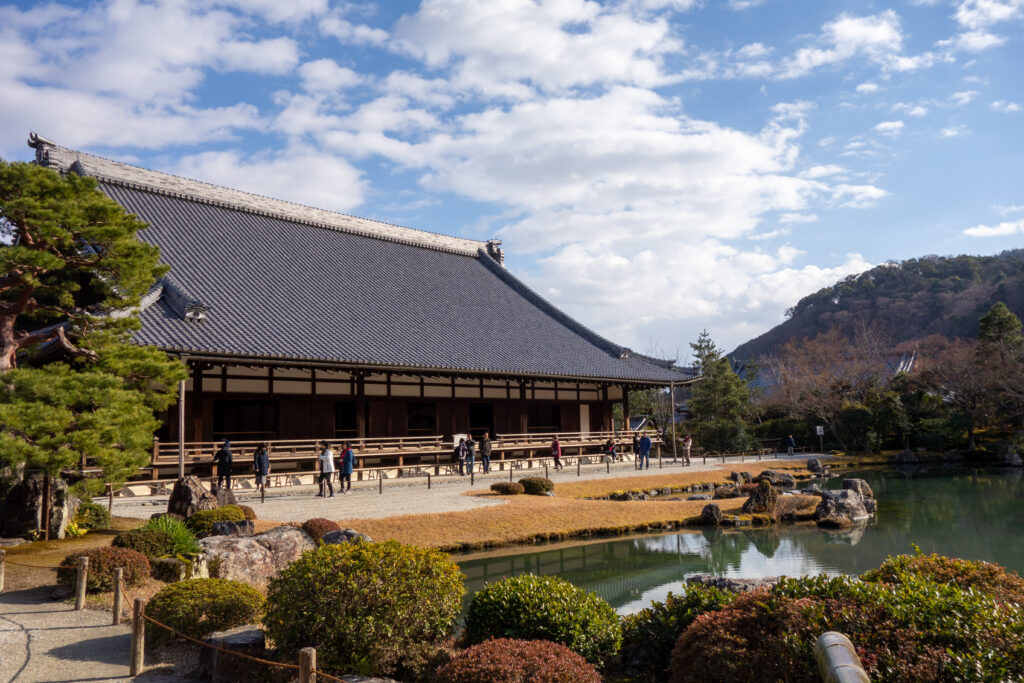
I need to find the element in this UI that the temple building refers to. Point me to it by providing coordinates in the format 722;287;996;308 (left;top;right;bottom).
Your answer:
29;134;692;477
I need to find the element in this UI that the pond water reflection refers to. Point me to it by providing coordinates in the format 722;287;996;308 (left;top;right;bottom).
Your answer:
456;467;1024;615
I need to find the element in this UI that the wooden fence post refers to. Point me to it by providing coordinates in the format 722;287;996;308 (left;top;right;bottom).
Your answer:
379;476;383;495
577;459;581;476
112;568;123;625
544;463;548;478
299;647;317;683
509;468;513;483
130;598;146;676
427;473;431;489
0;549;5;593
75;556;89;610
107;483;114;513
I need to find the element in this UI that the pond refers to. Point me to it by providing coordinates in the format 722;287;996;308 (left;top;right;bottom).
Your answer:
457;466;1024;615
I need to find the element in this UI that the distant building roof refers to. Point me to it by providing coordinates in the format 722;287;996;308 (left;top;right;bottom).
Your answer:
29;134;690;384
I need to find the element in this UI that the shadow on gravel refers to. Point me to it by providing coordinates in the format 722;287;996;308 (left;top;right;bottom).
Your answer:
0;586;57;606
49;633;131;665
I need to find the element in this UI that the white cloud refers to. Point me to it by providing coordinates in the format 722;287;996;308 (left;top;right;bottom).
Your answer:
873;120;905;135
778;212;819;223
799;164;845;179
174;147;366;212
992;100;1022;112
940;125;969;137
832;184;889;208
954;0;1024;30
320;12;390;46
749;228;792;240
950;89;979;105
736;42;772;59
856;81;880;94
729;0;769;9
299;59;365;93
939;30;1009;51
963;219;1024;236
995;204;1024;216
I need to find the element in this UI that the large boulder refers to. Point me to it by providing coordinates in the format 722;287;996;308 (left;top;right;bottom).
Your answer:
713;485;741;499
321;528;372;545
814;489;870;529
200;526;314;585
842;478;874;499
729;471;752;484
699;504;722;526
211;520;255;537
806;458;823;473
686;574;781;593
0;474;77;539
753;470;797;488
214;487;238;506
168;476;218;518
741;480;778;515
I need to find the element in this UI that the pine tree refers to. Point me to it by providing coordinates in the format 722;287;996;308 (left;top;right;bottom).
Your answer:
687;331;752;453
0;160;185;486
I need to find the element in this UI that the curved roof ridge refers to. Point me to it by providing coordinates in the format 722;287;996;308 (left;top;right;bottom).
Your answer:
27;133;487;257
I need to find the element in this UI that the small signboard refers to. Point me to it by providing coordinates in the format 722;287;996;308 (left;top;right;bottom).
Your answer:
815;425;825;436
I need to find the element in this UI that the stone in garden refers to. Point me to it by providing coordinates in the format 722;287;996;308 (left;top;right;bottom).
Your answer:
212;520;255;537
700;503;722;525
322;528;373;545
215;487;238;506
801;483;824;496
0;474;77;539
863;498;878;515
814;489;870;528
168;476;218;518
199;627;270;683
729;471;752;484
807;458;823;473
741;480;778;515
713;485;740;499
753;470;796;488
199;525;314;585
151;556;209;582
687;574;781;593
842;479;874;499
687;494;712;501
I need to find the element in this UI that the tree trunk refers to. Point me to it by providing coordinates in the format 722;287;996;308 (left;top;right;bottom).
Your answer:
42;473;51;541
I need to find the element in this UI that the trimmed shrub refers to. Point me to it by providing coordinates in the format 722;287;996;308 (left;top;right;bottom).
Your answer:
74;501;111;530
147;578;265;641
186;505;246;537
141;515;201;555
58;547;150;593
301;517;341;542
668;572;1024;683
112;529;176;558
264;540;464;679
861;552;1024;604
464;574;621;666
490;482;525;495
435;638;602;683
615;584;735;682
518;477;554;495
237;504;257;521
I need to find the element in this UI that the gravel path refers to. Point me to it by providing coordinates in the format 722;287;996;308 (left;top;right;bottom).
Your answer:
0;587;181;683
111;454;819;523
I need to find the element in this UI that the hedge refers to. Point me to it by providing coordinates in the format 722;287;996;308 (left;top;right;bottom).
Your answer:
147;578;265;641
490;482;525;495
435;638;602;683
518;477;554;495
186;505;247;537
58;547;150;593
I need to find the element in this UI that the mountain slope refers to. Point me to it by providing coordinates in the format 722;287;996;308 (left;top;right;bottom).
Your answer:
731;249;1024;360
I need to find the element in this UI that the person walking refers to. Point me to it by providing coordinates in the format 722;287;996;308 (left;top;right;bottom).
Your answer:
480;431;492;474
551;436;563;470
465;434;477;475
638;432;652;470
213;440;233;490
455;438;467;476
786;434;796;456
317;441;335;497
339;442;355;493
253;442;270;496
632;432;640;456
683;434;692;465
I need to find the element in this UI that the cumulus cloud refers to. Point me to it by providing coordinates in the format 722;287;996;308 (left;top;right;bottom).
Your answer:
992;100;1022;112
299;59;366;93
856;82;880;94
954;0;1024;30
873;120;905;135
963;219;1024;236
940;125;969;137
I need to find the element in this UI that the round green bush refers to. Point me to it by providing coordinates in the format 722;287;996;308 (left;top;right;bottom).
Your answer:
616;584;735;682
464;574;621;666
112;528;176;558
518;477;554;495
74;501;112;530
435;638;602;683
237;504;257;521
140;514;201;555
147;578;265;641
57;547;150;593
301;517;340;542
264;540;464;679
490;482;525;495
669;572;1024;683
186;506;247;537
861;552;1024;604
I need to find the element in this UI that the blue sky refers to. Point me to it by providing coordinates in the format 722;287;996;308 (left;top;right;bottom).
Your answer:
2;0;1022;358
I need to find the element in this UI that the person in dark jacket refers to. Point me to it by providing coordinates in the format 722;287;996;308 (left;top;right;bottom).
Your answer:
632;432;640;456
479;432;493;474
339;442;355;493
786;434;796;456
638;433;652;470
213;440;233;490
253;442;270;495
551;436;563;470
465;435;477;475
604;438;617;463
454;438;467;475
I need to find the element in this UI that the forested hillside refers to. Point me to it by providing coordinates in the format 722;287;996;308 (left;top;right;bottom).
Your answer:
731;249;1024;360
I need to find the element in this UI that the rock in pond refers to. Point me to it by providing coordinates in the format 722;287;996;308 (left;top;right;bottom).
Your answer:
713;485;741;499
806;458;823;473
814;489;870;529
700;504;722;526
729;471;752;484
687;494;712;501
752;470;797;488
741;480;778;515
687;574;781;593
200;526;314;585
322;528;372;545
842;478;874;499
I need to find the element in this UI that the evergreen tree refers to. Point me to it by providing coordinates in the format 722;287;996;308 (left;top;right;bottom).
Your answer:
687;331;752;453
0;160;185;486
979;302;1023;350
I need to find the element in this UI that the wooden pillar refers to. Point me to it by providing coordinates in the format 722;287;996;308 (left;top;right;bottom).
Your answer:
356;373;366;438
623;385;631;433
191;362;204;441
669;382;677;462
177;369;186;479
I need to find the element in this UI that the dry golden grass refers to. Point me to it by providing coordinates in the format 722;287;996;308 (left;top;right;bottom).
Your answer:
337;491;820;552
555;460;810;499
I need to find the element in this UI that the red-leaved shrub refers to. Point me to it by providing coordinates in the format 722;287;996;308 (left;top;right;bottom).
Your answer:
302;517;340;542
434;639;602;683
58;547;150;593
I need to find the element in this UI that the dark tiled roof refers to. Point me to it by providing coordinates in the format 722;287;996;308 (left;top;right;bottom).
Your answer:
31;136;688;383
